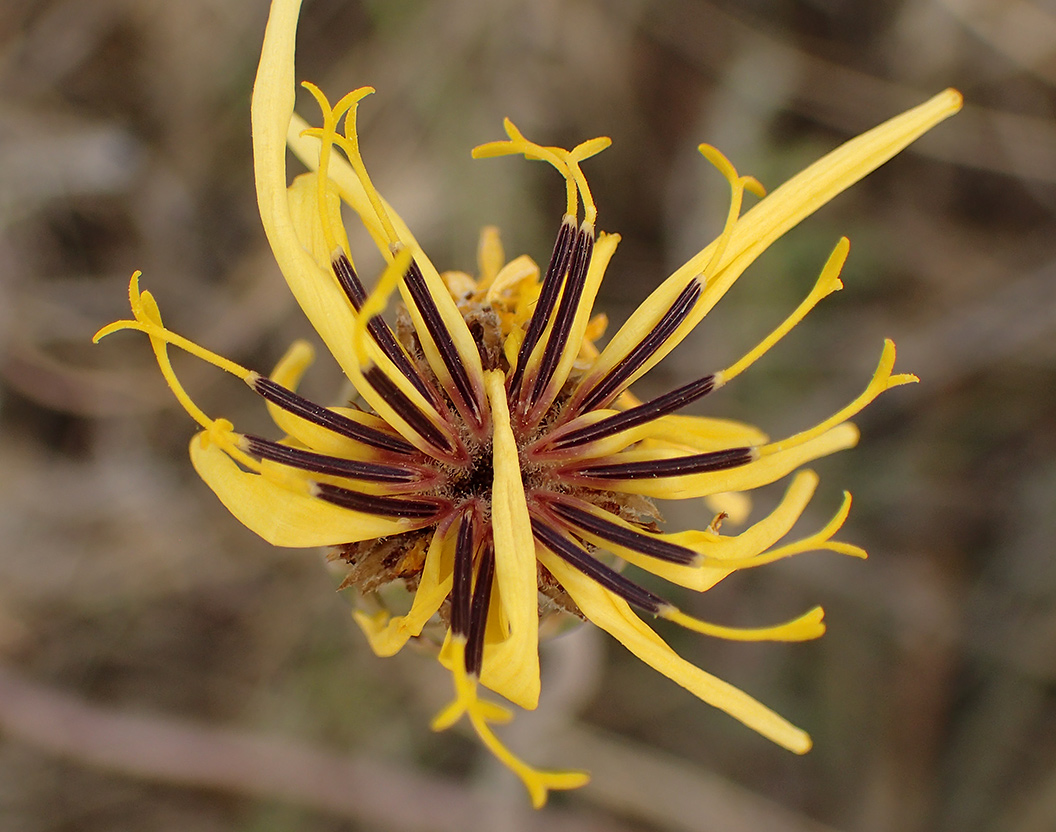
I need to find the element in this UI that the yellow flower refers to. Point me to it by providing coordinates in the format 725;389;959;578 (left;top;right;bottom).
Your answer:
95;0;961;808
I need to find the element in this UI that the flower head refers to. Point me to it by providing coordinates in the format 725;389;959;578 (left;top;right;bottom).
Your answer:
95;0;961;807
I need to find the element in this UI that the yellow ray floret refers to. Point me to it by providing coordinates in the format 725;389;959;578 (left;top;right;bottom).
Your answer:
539;550;814;754
481;370;541;710
355;524;455;656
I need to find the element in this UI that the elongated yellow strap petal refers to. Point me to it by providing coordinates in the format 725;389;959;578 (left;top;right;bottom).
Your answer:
431;637;589;808
190;435;413;547
539;549;812;754
583;91;961;393
482;369;541;709
354;524;454;656
253;0;353;370
253;0;451;455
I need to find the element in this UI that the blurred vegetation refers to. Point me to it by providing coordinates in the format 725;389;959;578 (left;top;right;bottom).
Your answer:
2;0;1055;830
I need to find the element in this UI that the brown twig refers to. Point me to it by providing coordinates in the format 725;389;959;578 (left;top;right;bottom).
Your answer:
0;664;625;832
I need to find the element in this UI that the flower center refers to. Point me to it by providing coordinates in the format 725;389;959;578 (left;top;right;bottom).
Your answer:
447;440;495;502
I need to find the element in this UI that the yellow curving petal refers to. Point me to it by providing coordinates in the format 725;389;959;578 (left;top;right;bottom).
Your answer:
253;0;355;370
286;172;351;272
582;91;961;394
355;524;454;656
539;549;812;754
253;0;446;454
189;434;414;547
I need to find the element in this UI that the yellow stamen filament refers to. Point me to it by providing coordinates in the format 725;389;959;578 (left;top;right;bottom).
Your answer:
696;144;766;287
301;83;401;249
564;136;611;225
299;83;367;261
473;119;579;218
94;274;273;479
431;638;589;808
662;604;827;642
717;237;849;384
760;339;916;458
94;272;252;383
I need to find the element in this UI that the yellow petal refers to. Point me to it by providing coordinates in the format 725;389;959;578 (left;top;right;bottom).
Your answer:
252;0;359;374
354;524;454;656
190;433;412;547
481;369;541;710
539;549;812;754
585;90;961;391
286;173;351;270
569;470;819;591
252;0;447;454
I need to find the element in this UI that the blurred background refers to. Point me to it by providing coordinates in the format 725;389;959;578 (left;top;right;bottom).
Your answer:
2;0;1055;830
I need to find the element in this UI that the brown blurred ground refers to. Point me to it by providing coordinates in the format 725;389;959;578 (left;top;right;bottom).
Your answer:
2;1;1055;830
